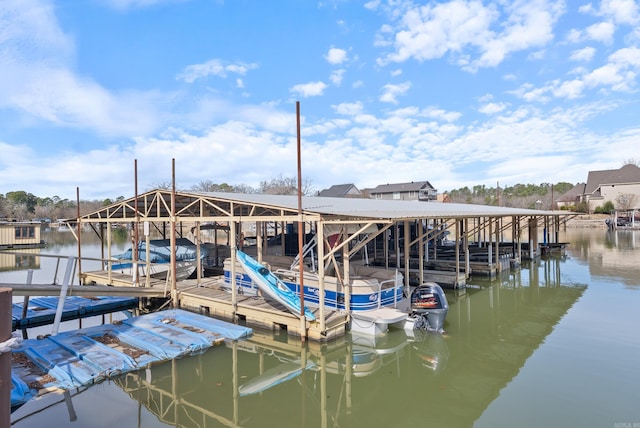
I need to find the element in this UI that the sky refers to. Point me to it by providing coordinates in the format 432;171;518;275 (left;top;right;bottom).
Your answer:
1;0;640;201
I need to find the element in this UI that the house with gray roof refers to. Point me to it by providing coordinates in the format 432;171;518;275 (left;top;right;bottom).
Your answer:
582;164;640;212
556;183;586;210
368;181;437;201
317;183;362;198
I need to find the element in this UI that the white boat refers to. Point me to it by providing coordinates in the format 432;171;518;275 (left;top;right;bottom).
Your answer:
109;238;206;281
225;254;404;312
235;250;316;321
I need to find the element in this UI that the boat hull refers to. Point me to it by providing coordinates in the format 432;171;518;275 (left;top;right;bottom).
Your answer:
235;251;316;320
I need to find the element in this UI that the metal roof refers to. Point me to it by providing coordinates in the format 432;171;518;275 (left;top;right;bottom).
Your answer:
76;189;567;222
201;192;563;220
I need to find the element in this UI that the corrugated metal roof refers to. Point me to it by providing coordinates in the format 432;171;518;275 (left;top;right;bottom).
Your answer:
201;192;562;220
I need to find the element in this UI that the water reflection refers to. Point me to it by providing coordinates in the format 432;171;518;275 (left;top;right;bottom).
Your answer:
14;230;639;428
0;249;41;273
562;228;640;286
102;256;585;428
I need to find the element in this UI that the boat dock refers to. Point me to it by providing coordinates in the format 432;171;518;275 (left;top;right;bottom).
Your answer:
81;267;350;341
10;308;253;409
12;296;138;331
178;279;349;341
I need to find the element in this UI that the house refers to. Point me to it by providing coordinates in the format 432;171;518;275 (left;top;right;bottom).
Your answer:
556;183;586;210
0;221;45;249
317;184;362;198
368;181;438;201
581;164;640;213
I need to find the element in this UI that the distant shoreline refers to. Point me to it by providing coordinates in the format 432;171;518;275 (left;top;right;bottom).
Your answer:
564;214;609;228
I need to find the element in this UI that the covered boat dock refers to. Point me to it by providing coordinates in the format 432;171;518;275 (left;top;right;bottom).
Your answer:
70;189;573;341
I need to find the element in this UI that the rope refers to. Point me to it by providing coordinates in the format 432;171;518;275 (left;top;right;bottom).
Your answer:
0;332;22;354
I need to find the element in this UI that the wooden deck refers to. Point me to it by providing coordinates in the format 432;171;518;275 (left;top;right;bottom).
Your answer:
79;270;349;342
179;283;349;342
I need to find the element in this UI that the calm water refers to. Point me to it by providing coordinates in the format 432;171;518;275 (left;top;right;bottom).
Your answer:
5;228;640;428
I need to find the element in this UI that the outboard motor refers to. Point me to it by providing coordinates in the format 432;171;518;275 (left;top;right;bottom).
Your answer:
408;282;449;333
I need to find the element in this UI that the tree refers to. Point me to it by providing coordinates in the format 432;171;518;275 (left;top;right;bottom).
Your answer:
615;193;639;211
259;175;314;195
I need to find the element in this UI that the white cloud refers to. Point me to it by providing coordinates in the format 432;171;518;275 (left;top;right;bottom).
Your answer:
569;46;596;61
377;0;565;72
583;47;640;91
177;59;258;83
479;102;508;114
552;79;585;99
99;0;181;11
330;69;345;85
325;48;348;64
596;0;639;25
585;21;616;44
379;81;411;104
290;81;328;97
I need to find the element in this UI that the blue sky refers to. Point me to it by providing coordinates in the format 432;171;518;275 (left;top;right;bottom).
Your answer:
1;0;639;200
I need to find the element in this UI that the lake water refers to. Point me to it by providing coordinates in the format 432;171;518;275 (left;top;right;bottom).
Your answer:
5;228;640;428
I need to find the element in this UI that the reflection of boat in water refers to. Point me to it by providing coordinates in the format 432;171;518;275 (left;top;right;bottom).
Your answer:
235;250;316;321
406;329;450;373
238;361;315;396
109;238;207;281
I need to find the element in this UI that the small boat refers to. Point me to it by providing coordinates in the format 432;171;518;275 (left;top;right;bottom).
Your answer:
405;282;449;333
109;238;207;281
235;250;316;321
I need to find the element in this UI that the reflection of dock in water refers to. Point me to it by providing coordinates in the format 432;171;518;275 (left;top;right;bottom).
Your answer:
110;257;586;428
0;249;41;273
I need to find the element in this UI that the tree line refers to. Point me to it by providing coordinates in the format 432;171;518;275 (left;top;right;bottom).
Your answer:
0;175;314;221
445;182;576;210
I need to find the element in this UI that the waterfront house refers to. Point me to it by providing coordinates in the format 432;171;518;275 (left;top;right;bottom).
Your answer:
368;181;438;201
0;221;44;249
317;183;362;198
581;164;640;213
556;183;586;210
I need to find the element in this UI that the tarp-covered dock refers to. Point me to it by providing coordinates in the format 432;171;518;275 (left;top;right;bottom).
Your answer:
10;309;252;410
11;296;139;330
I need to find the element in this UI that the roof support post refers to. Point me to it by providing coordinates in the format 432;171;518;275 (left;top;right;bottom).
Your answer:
403;220;410;293
464;218;470;279
494;217;500;273
317;221;326;331
418;219;425;284
455;219;461;286
230;221;238;317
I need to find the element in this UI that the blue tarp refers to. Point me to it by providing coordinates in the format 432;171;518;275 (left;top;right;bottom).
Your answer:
10;309;253;409
12;296;138;330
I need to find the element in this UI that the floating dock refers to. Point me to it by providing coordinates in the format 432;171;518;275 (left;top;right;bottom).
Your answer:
11;296;138;331
10;308;253;410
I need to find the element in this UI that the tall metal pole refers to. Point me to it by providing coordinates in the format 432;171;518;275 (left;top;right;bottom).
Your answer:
134;159;140;286
76;187;82;284
171;159;178;307
296;101;307;340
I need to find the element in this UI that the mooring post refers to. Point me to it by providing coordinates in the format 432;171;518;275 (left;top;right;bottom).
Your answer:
1;287;12;428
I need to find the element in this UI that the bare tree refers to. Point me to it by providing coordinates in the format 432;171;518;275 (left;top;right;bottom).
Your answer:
259;175;314;195
616;193;639;210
